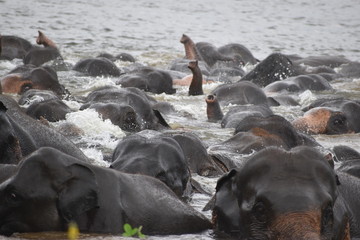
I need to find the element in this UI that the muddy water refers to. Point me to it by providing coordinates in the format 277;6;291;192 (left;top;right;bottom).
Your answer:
1;0;360;239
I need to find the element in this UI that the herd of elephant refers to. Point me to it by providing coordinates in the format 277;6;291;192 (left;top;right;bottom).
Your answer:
1;31;360;239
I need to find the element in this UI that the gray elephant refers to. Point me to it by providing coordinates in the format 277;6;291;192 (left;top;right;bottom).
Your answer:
211;146;360;239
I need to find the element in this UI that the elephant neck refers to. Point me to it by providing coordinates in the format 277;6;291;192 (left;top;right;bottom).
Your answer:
188;65;204;96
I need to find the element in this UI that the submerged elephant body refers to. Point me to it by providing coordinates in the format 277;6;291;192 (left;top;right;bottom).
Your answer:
0;35;32;60
110;133;190;197
0;95;88;162
0;147;211;236
293;99;360;134
80;86;170;131
1;65;66;96
116;67;176;94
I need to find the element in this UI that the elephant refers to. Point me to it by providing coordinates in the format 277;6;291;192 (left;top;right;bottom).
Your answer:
292;98;360;134
88;102;140;132
266;94;300;107
293;55;351;68
0;35;32;60
23;47;61;67
264;74;333;94
211;146;359;239
1;65;66;96
0;94;89;162
221;104;273;129
24;98;72;122
18;89;71;123
116;66;176;94
18;89;60;105
166;131;225;177
333;145;360;162
337;159;360;179
195;41;234;68
179;34;250;78
210;81;269;106
110;132;190;197
205;93;273;128
240;53;301;87
207;115;320;171
217;43;258;66
0;102;25;164
23;31;62;67
0;147;212;236
96;52;136;63
180;34;232;67
338;62;360;78
80;86;170;131
168;58;211;76
234;115;320;148
209;66;245;79
333;145;360;179
73;57;121;77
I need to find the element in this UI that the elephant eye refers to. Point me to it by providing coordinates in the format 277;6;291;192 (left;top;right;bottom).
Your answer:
6;190;22;204
20;83;33;94
10;193;17;200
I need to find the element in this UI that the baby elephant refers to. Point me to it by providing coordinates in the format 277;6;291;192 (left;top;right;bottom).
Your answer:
0;147;211;236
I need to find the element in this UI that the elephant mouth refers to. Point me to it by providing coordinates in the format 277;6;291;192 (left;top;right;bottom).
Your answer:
0;220;29;236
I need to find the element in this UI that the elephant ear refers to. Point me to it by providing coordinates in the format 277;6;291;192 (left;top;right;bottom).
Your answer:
58;163;99;222
215;168;238;192
212;168;241;233
153;109;170;128
324;153;341;186
0;101;7;112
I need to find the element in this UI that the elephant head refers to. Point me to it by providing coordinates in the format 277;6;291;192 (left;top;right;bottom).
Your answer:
0;102;22;164
0;147;99;236
212;146;350;240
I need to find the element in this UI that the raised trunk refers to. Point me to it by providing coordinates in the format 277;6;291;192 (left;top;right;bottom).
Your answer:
188;60;204;96
180;34;202;60
205;94;223;122
36;31;57;48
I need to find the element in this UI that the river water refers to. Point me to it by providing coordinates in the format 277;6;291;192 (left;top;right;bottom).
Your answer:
1;0;360;239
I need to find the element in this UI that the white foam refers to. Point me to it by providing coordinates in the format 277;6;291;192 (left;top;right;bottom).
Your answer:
0;60;17;70
299;90;317;106
81;148;110;167
65;108;125;138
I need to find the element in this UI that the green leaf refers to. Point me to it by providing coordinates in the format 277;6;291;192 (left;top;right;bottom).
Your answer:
123;223;132;233
122;223;146;238
131;227;138;236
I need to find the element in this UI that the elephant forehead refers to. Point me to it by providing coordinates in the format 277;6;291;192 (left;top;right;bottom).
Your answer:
9;152;71;197
238;148;336;195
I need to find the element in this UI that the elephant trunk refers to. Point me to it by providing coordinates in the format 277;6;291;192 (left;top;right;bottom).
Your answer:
36;31;57;49
180;34;202;61
270;211;323;240
188;60;204;96
205;95;223;122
